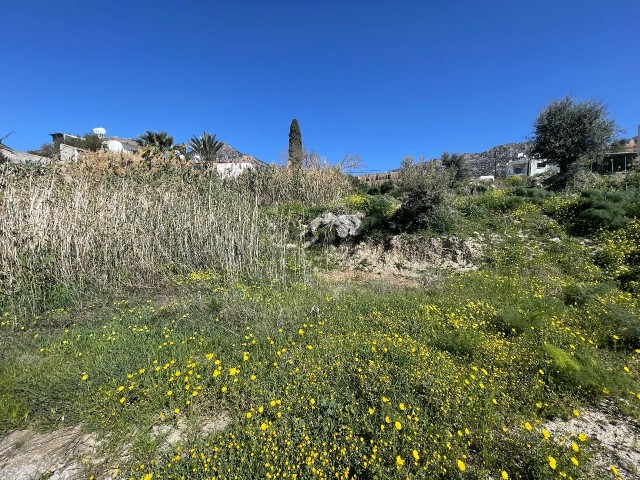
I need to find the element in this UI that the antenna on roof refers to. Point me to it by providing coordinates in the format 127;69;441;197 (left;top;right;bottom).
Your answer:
93;127;106;138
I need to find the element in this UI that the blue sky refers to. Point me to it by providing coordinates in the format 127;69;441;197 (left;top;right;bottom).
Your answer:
2;0;638;173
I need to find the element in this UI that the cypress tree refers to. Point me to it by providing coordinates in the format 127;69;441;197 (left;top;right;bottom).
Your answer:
288;119;303;168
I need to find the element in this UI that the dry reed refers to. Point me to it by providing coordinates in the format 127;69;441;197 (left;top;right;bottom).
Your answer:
0;153;351;305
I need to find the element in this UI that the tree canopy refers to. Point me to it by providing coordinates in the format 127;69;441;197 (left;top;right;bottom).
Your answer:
135;131;175;151
188;132;224;163
531;97;617;175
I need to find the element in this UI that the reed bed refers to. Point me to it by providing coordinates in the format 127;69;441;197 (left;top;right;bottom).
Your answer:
0;153;350;308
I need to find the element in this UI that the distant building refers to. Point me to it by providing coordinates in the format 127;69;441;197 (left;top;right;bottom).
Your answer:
104;137;140;154
215;162;255;178
506;153;557;177
591;152;637;174
49;132;81;144
51;130;140;161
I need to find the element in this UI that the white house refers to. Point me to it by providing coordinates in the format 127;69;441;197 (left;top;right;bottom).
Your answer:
506;153;557;177
104;137;140;154
191;154;256;178
215;161;254;178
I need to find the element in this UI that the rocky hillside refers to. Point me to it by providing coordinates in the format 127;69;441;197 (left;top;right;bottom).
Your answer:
462;141;532;177
357;141;532;185
216;143;264;165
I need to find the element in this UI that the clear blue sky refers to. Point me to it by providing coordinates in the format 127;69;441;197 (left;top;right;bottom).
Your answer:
2;0;638;173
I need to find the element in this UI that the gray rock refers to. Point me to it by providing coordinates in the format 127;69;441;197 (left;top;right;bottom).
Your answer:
308;212;364;239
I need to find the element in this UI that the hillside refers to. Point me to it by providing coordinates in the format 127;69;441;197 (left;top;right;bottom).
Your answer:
1;158;639;479
462;141;532;176
359;136;637;183
216;142;264;165
358;141;533;184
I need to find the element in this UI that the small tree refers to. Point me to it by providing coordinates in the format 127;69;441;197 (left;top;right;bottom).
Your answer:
288;119;303;168
392;157;456;233
188;132;224;164
440;152;470;188
531;97;618;176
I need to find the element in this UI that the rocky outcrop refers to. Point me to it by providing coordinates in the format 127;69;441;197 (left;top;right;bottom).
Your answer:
0;143;51;164
337;234;480;277
308;212;365;239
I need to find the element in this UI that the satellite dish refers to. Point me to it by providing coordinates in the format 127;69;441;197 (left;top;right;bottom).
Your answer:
93;127;106;137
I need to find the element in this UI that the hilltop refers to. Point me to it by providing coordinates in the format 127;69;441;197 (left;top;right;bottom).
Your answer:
216;142;264;165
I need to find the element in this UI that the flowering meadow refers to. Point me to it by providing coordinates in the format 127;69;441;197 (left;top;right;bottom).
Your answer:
1;163;639;479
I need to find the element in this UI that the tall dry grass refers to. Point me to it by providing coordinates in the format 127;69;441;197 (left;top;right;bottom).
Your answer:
0;152;351;308
238;163;352;207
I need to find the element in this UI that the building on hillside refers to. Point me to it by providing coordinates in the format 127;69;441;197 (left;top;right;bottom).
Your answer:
590;152;637;174
51;130;140;161
59;143;89;162
49;132;81;144
191;143;266;178
105;137;140;154
506;153;557;177
215;162;255;178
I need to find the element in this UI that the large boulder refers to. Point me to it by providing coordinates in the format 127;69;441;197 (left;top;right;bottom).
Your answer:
308;212;365;239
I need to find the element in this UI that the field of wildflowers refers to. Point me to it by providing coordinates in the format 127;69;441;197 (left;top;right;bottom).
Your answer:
1;164;639;479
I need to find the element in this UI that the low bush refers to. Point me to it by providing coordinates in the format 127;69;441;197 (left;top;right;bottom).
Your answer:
562;282;614;306
460;190;526;217
391;158;457;233
512;186;554;204
567;189;629;235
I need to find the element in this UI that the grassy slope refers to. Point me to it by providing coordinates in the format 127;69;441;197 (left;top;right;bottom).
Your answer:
1;180;639;480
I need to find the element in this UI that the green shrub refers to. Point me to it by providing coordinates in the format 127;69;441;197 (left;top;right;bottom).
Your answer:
562;282;614;306
391;157;457;233
512;186;553;204
566;190;629;235
491;306;543;336
543;344;611;397
600;304;640;350
617;267;640;294
460;190;526;217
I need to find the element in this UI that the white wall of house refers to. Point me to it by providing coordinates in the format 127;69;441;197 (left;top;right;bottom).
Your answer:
60;143;81;162
506;154;557;177
105;139;138;154
216;162;254;178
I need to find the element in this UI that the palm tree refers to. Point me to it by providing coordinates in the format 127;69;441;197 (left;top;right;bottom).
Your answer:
135;131;174;151
188;132;224;163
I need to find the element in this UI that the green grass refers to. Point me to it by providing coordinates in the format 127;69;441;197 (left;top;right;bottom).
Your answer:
1;173;639;479
1;263;638;479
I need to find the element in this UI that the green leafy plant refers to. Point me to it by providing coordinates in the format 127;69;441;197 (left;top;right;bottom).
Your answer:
391;157;457;233
188;132;224;164
531;96;618;178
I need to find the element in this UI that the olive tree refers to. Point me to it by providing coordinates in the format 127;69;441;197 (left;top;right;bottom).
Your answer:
531;96;618;176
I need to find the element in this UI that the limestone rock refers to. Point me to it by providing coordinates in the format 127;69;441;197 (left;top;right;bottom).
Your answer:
308;212;365;239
